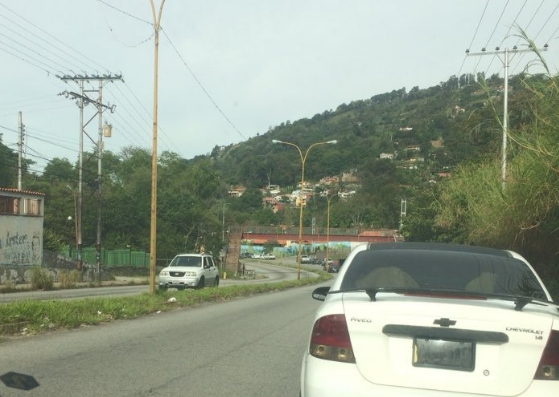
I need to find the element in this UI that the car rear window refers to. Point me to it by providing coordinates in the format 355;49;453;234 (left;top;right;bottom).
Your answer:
170;256;202;267
340;249;547;299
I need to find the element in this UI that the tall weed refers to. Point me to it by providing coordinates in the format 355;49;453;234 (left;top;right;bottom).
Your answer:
58;269;80;288
30;267;54;290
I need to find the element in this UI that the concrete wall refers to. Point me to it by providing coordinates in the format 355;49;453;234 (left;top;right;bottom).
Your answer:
0;215;43;266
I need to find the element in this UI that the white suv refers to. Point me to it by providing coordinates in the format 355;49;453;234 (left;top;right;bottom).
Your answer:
158;253;219;290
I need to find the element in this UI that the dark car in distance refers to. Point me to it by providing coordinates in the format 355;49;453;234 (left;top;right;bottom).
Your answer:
325;258;345;273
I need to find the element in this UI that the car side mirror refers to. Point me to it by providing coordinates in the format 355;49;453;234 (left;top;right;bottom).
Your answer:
312;286;330;301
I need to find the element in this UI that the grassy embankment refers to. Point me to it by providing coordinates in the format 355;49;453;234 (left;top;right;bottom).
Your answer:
0;268;331;338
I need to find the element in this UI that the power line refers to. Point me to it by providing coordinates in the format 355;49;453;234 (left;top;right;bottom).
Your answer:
0;36;62;75
110;82;176;153
0;0;166;165
534;2;559;42
0;15;84;72
458;0;491;79
497;0;528;48
546;24;559;44
103;84;154;148
468;0;490;50
161;28;247;141
96;0;153;25
509;0;551;74
25;130;77;152
480;0;510;76
0;3;108;72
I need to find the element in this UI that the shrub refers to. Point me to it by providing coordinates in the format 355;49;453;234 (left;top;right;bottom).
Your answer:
1;279;18;293
58;269;80;288
30;267;54;290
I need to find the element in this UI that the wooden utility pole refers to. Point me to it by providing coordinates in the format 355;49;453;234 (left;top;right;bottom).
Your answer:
149;0;165;294
17;111;23;191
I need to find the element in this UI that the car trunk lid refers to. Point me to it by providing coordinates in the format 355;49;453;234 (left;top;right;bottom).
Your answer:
342;293;555;396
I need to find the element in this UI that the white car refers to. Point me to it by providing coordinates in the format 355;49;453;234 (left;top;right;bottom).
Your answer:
301;242;559;397
158;253;219;290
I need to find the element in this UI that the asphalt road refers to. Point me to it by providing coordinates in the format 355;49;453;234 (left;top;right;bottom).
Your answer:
0;261;320;303
0;282;328;397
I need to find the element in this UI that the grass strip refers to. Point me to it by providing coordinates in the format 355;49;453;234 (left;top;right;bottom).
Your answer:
0;272;331;337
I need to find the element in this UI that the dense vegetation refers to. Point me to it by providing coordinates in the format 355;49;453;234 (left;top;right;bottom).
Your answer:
1;49;558;292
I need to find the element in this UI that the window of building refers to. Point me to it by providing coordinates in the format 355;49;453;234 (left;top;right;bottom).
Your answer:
0;195;19;215
23;198;41;216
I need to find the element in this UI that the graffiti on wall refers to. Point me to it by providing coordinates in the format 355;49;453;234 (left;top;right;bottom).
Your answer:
0;217;43;266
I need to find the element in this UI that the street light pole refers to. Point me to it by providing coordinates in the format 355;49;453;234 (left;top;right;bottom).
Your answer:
325;193;337;272
67;185;79;269
272;139;337;280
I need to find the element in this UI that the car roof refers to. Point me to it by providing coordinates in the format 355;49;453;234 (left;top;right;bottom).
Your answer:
364;242;512;258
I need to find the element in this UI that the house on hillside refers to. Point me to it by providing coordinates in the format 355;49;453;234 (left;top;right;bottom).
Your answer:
228;186;246;197
405;145;421;152
319;176;339;185
341;172;359;184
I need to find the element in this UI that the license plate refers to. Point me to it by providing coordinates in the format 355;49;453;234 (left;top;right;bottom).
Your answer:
413;338;475;371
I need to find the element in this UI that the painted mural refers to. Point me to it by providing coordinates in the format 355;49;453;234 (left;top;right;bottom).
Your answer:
0;216;43;266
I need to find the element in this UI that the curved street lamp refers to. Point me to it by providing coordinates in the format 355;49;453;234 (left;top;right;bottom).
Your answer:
272;139;337;279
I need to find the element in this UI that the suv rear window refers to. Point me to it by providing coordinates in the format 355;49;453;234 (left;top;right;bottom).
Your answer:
170;256;202;267
340;249;547;299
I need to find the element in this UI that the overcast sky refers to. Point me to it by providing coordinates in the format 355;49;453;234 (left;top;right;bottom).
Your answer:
1;0;558;174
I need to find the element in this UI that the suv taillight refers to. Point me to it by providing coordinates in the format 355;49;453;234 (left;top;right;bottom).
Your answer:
310;314;355;363
535;330;559;380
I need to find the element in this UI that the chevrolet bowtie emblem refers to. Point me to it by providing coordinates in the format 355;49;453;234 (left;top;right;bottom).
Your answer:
434;318;456;327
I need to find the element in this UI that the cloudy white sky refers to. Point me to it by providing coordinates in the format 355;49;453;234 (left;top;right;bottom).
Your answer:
1;0;558;174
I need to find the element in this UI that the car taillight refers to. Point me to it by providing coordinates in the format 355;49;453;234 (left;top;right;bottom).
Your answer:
535;330;559;380
309;314;355;363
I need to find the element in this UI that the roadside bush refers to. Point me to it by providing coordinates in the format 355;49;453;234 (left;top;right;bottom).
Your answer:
1;279;18;293
58;269;80;289
30;266;54;290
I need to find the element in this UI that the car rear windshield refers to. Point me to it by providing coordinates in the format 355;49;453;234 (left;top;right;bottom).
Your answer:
340;249;547;299
169;256;202;267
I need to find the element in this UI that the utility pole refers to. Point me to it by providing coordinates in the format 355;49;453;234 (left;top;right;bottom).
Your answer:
149;0;166;294
466;45;548;190
59;73;121;278
17;111;24;190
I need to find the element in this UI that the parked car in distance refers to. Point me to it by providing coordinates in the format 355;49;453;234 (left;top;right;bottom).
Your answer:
158;253;219;290
261;253;276;260
301;242;559;397
321;258;334;270
239;252;252;259
301;255;311;263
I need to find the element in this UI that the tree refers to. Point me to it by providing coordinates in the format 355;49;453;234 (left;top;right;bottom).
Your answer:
230;188;262;213
42;158;75;183
0;136;17;187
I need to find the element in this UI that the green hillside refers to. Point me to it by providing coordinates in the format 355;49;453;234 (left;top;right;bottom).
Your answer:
212;73;509;189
